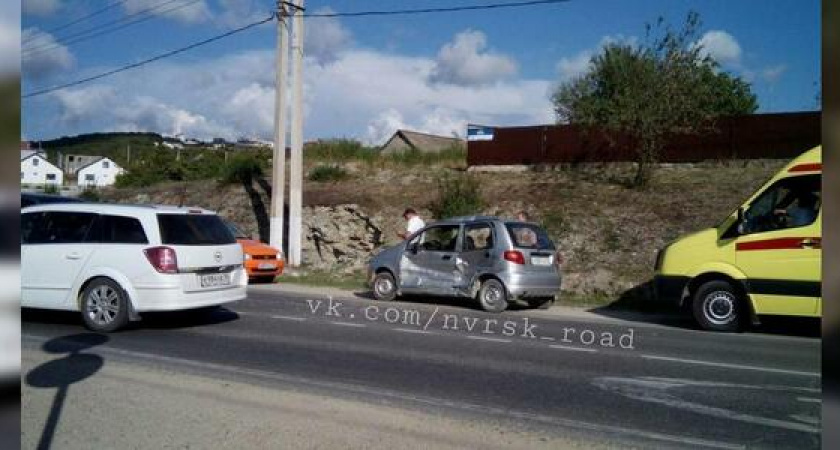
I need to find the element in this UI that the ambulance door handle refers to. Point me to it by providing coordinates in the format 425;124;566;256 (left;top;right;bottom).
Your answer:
800;239;818;249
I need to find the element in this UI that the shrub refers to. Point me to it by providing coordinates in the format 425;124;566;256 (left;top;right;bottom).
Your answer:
385;145;466;167
114;170;165;188
42;184;59;194
429;174;484;220
78;187;101;202
306;139;377;162
221;154;264;184
308;165;349;182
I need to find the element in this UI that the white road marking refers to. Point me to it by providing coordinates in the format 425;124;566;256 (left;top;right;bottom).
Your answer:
270;315;306;322
539;336;556;341
797;397;821;404
550;344;597;353
466;335;511;343
21;334;744;450
394;328;433;335
640;354;820;378
594;377;820;434
329;321;366;328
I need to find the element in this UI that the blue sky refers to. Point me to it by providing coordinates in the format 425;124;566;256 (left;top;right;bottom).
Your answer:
20;0;821;142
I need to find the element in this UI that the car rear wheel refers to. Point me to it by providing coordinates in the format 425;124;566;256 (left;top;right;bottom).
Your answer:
80;278;129;333
528;297;554;310
692;280;743;332
372;271;398;301
478;279;508;313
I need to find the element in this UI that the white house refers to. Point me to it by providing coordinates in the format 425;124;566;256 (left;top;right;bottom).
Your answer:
76;157;125;187
21;151;63;186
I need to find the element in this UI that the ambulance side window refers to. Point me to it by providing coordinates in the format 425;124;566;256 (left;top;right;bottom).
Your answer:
742;174;820;234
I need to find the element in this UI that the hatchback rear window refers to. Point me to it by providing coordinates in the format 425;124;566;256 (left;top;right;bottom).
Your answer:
157;214;235;246
505;223;555;250
87;215;148;244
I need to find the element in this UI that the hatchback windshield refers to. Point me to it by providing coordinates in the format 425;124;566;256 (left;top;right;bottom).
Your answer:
158;214;236;245
505;223;555;250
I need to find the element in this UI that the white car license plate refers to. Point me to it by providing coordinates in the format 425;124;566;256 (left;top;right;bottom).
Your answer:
531;256;552;266
200;273;231;288
258;263;276;270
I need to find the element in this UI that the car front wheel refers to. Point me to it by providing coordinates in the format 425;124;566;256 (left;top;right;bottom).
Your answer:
478;279;508;313
80;278;130;333
692;280;743;332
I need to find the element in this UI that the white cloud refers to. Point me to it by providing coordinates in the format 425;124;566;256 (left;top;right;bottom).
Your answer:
216;0;273;27
23;0;61;16
556;51;592;82
29;39;554;143
123;0;211;24
52;85;223;138
555;35;638;81
761;64;787;83
21;28;74;79
429;29;517;86
695;30;742;66
306;8;353;65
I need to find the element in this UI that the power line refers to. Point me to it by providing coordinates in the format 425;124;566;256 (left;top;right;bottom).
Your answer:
23;0;130;45
23;0;203;56
23;14;275;99
302;0;570;17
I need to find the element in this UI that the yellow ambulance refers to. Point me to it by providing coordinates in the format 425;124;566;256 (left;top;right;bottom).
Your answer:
654;146;821;331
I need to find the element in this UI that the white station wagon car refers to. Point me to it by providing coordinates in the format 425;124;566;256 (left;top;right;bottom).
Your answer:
21;203;247;332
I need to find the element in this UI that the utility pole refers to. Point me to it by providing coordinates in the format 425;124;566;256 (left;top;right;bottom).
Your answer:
288;0;305;267
269;1;289;253
126;144;131;165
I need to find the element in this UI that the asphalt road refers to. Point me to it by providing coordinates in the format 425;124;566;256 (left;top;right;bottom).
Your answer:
22;287;821;449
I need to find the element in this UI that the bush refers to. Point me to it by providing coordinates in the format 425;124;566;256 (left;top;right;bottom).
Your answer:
306;139;377;162
221;154;264;184
308;165;349;182
115;170;165;188
42;184;59;194
78;187;101;202
385;145;466;167
429;174;484;220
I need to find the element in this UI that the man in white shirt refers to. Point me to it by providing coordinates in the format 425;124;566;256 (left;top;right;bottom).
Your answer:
398;208;425;240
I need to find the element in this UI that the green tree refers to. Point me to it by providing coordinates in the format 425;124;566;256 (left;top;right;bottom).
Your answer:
552;12;758;186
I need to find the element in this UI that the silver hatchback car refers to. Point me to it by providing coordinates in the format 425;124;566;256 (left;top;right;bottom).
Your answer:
367;216;561;312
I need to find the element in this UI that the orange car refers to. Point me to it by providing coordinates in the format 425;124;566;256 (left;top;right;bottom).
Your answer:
226;221;284;282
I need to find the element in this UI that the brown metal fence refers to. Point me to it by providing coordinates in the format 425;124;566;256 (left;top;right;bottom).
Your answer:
467;111;821;166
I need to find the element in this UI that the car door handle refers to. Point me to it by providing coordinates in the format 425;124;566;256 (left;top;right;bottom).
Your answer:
442;255;452;261
65;252;82;260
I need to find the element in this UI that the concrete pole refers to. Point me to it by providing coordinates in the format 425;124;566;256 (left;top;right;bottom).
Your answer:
270;3;289;252
288;0;305;266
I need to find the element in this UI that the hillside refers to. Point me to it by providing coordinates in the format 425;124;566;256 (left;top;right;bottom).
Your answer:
100;157;786;307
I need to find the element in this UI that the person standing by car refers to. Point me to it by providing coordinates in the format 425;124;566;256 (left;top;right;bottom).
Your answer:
398;208;425;240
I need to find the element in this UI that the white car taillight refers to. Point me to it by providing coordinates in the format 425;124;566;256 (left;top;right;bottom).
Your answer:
144;246;178;274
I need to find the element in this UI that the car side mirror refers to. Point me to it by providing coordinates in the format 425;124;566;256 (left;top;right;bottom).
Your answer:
736;207;747;235
408;243;419;254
